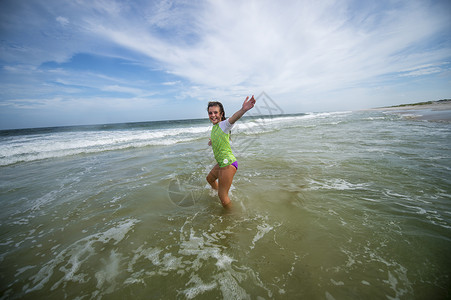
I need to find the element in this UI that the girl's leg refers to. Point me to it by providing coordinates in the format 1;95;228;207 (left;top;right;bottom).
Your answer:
206;164;220;190
218;164;237;208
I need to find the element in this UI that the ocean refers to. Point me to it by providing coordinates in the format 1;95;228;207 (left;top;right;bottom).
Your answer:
0;109;450;299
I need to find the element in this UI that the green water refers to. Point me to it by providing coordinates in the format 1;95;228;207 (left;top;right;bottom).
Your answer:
0;111;450;299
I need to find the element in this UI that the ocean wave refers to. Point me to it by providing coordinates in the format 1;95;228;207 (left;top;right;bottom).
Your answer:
235;111;352;135
0;112;355;166
0;126;210;166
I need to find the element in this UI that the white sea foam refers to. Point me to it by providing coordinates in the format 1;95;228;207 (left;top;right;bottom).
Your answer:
123;213;279;298
250;223;273;249
181;275;218;299
0;126;210;165
307;179;370;191
361;197;381;203
236;111;351;134
24;218;139;294
396;203;427;214
95;250;121;290
15;265;36;277
0;112;354;166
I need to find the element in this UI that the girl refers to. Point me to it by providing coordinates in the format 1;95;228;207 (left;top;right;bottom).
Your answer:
206;96;256;208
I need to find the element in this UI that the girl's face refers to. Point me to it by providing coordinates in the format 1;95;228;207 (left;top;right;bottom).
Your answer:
208;105;223;125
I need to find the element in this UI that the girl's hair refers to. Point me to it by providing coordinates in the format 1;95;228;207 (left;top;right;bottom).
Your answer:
207;101;226;121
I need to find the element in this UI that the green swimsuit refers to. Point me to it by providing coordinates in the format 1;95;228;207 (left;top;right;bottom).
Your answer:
211;120;236;168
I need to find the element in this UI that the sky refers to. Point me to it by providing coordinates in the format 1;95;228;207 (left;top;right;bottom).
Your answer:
0;0;450;129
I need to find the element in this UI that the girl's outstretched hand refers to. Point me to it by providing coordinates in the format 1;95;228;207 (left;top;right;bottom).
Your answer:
242;95;256;112
228;95;257;124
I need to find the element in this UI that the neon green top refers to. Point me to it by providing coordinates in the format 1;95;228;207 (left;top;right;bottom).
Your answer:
211;120;236;167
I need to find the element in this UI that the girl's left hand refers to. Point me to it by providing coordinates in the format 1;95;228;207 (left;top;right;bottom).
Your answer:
242;95;256;111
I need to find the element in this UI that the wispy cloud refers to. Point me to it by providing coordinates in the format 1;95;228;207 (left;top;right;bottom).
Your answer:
398;62;449;77
101;85;155;97
0;0;450;128
56;16;69;26
77;0;451;96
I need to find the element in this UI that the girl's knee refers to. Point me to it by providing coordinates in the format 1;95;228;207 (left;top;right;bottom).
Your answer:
206;173;213;182
207;174;215;184
218;192;230;206
220;198;230;207
207;174;218;190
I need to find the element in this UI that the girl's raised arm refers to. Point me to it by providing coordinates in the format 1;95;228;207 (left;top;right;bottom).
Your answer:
228;95;256;124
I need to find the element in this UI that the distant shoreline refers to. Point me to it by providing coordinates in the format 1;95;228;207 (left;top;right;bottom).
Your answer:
368;99;451;122
376;99;451;110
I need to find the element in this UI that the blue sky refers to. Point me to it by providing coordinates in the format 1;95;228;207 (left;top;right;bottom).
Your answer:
1;0;450;129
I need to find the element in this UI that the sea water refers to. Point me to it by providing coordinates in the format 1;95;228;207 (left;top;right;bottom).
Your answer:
0;110;450;299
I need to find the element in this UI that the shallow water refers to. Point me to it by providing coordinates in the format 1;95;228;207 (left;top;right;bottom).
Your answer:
0;110;450;299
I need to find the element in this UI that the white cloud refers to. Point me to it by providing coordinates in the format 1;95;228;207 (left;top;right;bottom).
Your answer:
76;0;450;100
1;0;450;128
56;16;69;26
101;85;151;96
162;81;180;86
399;64;445;77
3;1;450;91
